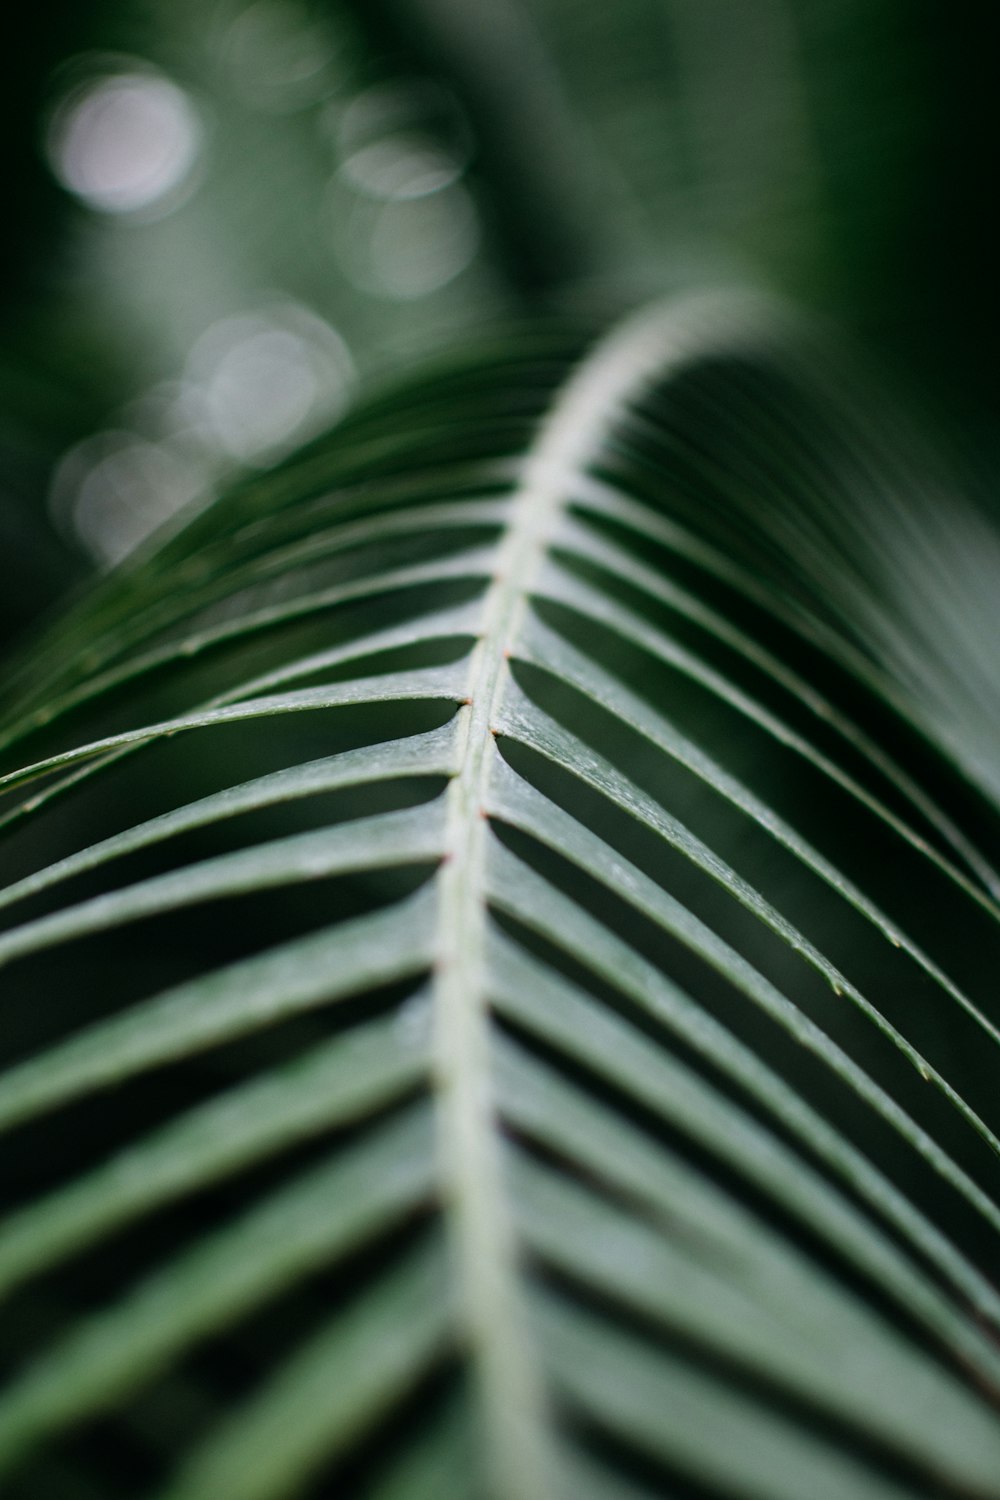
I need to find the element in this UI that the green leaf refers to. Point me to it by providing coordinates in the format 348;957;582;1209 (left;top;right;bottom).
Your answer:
2;294;999;1498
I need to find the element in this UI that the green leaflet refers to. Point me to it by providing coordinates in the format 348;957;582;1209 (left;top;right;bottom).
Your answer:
487;941;1000;1372
0;886;439;1134
0;999;433;1299
485;730;1000;1225
0;662;468;796
0;1105;438;1470
153;1238;454;1500
1;297;999;1499
0;721;459;920
533;1290;920;1500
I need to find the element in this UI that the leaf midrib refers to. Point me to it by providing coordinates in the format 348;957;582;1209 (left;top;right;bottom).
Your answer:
431;295;749;1499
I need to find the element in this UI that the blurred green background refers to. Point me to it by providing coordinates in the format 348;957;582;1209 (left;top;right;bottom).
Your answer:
1;0;996;644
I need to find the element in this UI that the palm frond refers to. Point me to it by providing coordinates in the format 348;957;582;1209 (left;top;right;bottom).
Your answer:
1;294;999;1499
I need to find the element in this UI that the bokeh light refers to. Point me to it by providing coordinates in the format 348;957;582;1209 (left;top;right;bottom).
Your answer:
340;184;481;300
50;432;203;565
327;81;480;299
46;60;202;217
219;0;342;114
49;302;354;562
186;302;354;463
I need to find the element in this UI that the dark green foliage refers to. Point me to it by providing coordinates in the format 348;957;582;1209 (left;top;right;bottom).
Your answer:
1;299;999;1496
